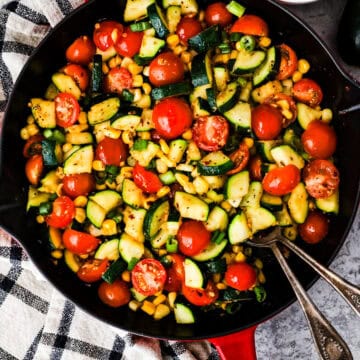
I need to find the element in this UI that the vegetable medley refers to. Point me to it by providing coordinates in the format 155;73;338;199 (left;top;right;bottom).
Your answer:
21;0;340;323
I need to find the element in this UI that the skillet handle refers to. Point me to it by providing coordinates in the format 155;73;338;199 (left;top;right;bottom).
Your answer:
209;325;257;360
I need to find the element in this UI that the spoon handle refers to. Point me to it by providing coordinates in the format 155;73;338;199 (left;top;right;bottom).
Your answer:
279;236;360;316
270;243;353;360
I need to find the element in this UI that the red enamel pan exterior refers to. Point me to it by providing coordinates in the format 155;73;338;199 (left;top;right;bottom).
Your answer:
0;0;359;358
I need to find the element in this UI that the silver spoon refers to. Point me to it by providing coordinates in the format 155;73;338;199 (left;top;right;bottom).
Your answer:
248;228;355;360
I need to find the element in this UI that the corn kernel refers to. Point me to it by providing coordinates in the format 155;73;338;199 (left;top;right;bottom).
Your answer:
78;111;88;124
282;109;293;120
168;292;177;308
193;176;209;195
93;160;106;171
321;108;333;123
122;130;134;146
101;219;118;236
175;173;196;194
158;248;167;257
79;254;89;259
102;63;109;75
75;208;86;223
132;74;143;88
141;300;156;316
96;183;107;190
166;34;180;48
230;49;238;59
156;159;168;174
198;10;205;22
142;82;152;95
51;250;63;259
108;56;118;69
36;215;45;224
258;270;266;284
159;139;170;154
154;304;171;320
213;273;221;283
182;129;193;140
216;283;227;290
222;253;233;265
157;186;170;198
220;200;233;213
73;195;88;208
258;36;272;48
153;294;167;306
122;270;131;282
235;252;246;263
121;56;133;69
143;66;150;77
292;70;303;82
129;300;142;312
62;143;73;153
27;123;39;136
232;245;241;254
243;137;254;149
298;58;310;74
173;44;185;56
128;62;143;75
181;51;192;64
20;128;29;140
254;258;263;270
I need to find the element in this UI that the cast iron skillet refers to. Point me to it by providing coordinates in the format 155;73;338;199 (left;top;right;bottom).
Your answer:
0;0;359;358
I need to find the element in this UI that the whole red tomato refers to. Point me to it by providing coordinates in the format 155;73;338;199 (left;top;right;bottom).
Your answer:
293;78;323;107
93;20;123;51
45;196;75;229
62;64;89;91
25;154;43;186
182;281;219;306
95;136;127;166
103;67;133;94
62;228;100;255
230;14;269;36
54;93;80;128
133;163;163;193
205;2;233;27
77;259;109;283
252;104;283;140
114;27;143;57
65;36;96;65
225;263;257;291
176;17;202;45
62;173;96;198
98;279;131;307
299;211;329;244
164;254;185;293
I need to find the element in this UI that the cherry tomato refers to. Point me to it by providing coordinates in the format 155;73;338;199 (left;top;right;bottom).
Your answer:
301;120;337;159
227;143;250;175
77;259;109;283
292;78;323;107
62;228;100;254
95;136;127;166
23;134;43;158
25;154;43;186
176;17;202;45
152;97;193;139
298;211;329;244
133;163;163;193
93;20;123;51
177;220;211;256
265;93;297;127
164;254;185;292
62;64;89;91
192;115;229;151
182;281;219;306
249;154;263;181
98;279;131;307
252;104;283;140
149;52;184;87
225;262;257;291
276;44;298;81
65;35;96;65
303;159;340;199
45;196;75;229
103;66;133;94
62;173;96;198
230;14;269;36
204;2;233;27
262;164;301;196
131;258;167;296
54;92;80;128
114;27;143;57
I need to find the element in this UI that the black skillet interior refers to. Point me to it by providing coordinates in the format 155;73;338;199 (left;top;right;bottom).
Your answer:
0;0;359;340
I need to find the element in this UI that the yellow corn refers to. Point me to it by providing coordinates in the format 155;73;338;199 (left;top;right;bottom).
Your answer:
96;183;107;190
128;62;143;75
153;294;167;306
79;253;89;260
143;66;150;77
141;300;156;316
182;129;193;140
259;36;272;48
258;270;266;284
157;186;170;198
75;208;86;223
282;109;293;120
232;245;241;254
175;173;196;194
235;251;247;263
158;248;167;257
220;200;233;213
216;283;227;290
154;304;171;320
108;56;118;69
142;82;152;95
78;111;88;124
298;58;310;74
168;292;177;308
222;253;233;265
73;195;88;208
121;56;133;69
101;219;118;236
321;108;333;123
243;137;254;149
132;74;143;87
66;123;89;133
159;139;170;154
122;270;131;282
122;130;134;146
198;10;205;22
173;44;185;56
92;160;106;171
27;123;39;136
51;250;63;259
206;190;224;203
166;34;180;48
156;159;168;174
230;49;238;59
193;176;209;195
213;273;221;283
36;215;45;224
102;63;109;75
254;258;263;270
129;300;142;312
292;70;303;82
20;128;29;140
181;51;192;64
27;115;35;124
62;143;73;153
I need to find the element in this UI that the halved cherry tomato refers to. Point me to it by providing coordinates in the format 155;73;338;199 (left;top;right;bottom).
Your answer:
23;134;43;158
292;78;323;107
95;136;127;166
298;211;329;244
62;228;100;254
98;279;131;307
62;64;89;91
93;20;123;51
252;104;283;140
182;281;219;306
131;258;167;296
204;2;233;27
262;164;301;196
152;97;193;139
230;14;269;36
227;143;250;175
276;44;298;81
103;66;133;94
149;52;184;87
177;220;211;256
225;262;257;291
133;163;163;193
54;92;80;128
114;27;143;57
265;93;297;127
249;154;263;181
192;115;229;151
164;254;185;292
176;17;202;45
303;159;340;199
301;120;337;159
77;259;109;283
65;35;96;65
62;173;96;198
45;196;76;229
25;154;43;186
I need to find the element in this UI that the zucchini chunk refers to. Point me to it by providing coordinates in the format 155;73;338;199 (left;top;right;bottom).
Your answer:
260;193;283;212
288;182;309;224
151;82;192;100
63;145;94;175
231;49;266;75
124;0;155;22
198;151;234;175
245;206;276;233
147;3;169;38
225;170;250;201
52;73;81;100
88;97;121;125
315;189;339;215
296;102;322;129
143;199;170;240
224;101;251;129
64;250;81;272
136;35;166;64
111;107;142;131
123;206;147;242
30;98;56;129
122;179;144;208
191;51;213;87
253;46;279;86
192;238;228;262
184;258;204;288
102;258;127;284
228;212;251;244
162;0;198;15
174;303;195;324
240;181;263;207
95;239;120;261
118;233;145;264
150;221;180;248
216;82;240;113
174;192;209;221
205;206;229;232
188;25;222;53
270;145;305;169
91;54;103;93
